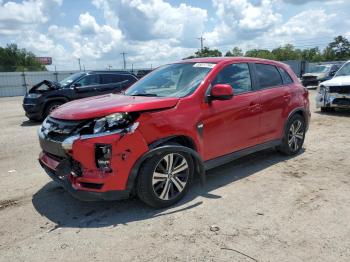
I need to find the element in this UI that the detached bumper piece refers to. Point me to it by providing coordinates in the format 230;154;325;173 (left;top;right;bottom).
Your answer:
39;152;130;201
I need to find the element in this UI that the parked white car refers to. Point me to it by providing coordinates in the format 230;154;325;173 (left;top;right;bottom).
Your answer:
316;60;350;112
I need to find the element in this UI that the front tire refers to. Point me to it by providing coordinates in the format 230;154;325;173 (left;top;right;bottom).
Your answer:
277;114;306;156
44;101;63;118
137;150;194;208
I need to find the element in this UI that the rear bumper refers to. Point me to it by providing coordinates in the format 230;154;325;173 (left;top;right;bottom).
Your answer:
39;152;130;201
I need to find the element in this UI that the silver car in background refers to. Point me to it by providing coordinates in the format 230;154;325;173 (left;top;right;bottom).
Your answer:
316;60;350;112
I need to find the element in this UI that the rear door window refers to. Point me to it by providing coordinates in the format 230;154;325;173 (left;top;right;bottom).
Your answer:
213;63;252;94
255;64;283;89
100;74;122;84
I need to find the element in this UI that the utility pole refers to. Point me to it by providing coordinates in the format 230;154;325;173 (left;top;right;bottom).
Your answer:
120;52;127;70
197;36;205;51
78;58;81;71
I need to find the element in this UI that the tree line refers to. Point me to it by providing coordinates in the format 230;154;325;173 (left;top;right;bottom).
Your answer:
185;35;350;62
0;44;46;72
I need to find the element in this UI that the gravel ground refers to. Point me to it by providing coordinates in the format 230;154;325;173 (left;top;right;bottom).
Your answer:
0;90;349;262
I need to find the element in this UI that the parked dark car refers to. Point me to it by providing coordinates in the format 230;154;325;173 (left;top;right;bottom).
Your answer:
301;63;342;88
23;71;138;121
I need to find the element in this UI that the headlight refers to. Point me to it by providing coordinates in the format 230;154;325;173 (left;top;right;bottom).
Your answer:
318;85;329;93
316;74;326;80
93;113;133;134
27;93;41;98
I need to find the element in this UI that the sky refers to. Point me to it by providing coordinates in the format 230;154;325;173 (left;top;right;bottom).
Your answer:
0;0;349;71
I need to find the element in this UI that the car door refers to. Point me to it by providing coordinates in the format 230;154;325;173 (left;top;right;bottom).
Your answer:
253;63;292;143
200;63;262;161
71;74;102;99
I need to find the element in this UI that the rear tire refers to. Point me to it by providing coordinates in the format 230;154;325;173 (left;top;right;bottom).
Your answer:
136;147;194;208
321;107;335;112
44;101;63;118
277;114;306;156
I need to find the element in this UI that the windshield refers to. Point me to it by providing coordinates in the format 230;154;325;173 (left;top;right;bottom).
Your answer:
59;72;85;87
335;62;350;77
124;62;215;97
307;65;329;74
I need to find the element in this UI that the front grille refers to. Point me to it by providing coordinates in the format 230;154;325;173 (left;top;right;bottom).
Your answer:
302;76;317;80
42;117;88;141
40;117;90;158
328;86;350;94
333;98;350;106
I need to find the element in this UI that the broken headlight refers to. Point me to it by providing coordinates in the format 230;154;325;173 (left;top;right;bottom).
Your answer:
93;113;134;134
318;85;329;93
27;93;41;98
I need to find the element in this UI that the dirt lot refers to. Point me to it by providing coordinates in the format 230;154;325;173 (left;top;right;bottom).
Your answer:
0;90;349;262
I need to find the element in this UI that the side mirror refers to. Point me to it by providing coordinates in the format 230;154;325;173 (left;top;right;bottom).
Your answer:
208;84;233;101
330;70;336;76
72;82;82;90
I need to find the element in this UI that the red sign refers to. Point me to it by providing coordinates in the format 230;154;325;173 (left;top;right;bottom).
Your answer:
35;57;52;65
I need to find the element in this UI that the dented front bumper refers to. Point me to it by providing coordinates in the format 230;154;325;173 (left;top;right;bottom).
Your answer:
38;125;149;200
316;91;350;108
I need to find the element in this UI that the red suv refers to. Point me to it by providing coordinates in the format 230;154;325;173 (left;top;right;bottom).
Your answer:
38;57;310;208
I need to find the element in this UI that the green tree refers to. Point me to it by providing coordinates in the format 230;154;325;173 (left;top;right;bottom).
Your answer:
324;35;350;61
271;44;301;61
225;47;243;57
184;47;222;59
0;44;46;72
245;49;276;60
301;47;323;62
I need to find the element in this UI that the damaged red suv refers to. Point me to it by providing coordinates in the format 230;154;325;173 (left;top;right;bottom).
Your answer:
38;57;310;208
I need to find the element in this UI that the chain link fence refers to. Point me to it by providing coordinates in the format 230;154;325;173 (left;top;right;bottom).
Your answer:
0;71;77;97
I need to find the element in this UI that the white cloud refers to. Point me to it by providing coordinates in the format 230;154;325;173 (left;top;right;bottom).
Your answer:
0;0;349;70
204;0;281;46
48;12;123;61
92;0;207;47
0;0;62;35
273;9;335;37
283;0;338;4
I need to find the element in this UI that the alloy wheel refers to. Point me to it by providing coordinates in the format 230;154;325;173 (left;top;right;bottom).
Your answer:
288;119;304;152
152;153;189;201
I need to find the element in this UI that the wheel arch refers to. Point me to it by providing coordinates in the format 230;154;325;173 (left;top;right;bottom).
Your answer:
285;107;309;133
42;97;70;116
148;135;197;151
126;143;205;195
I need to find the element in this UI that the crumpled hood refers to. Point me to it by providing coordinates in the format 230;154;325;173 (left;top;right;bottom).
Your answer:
51;94;179;120
28;80;61;93
321;76;350;86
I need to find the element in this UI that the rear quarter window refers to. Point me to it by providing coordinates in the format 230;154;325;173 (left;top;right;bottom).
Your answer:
100;74;123;84
255;63;283;89
278;67;294;84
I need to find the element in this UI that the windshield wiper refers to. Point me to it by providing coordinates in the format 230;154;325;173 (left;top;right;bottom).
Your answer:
132;93;159;97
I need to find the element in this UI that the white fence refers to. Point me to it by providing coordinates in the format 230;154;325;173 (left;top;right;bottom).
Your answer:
0;71;77;97
0;69;150;97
